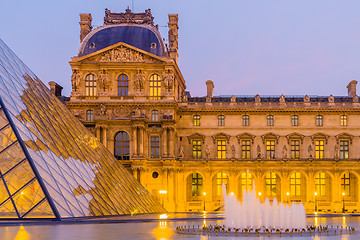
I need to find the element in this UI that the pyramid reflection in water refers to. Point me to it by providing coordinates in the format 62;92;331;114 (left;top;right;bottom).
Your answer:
0;39;164;219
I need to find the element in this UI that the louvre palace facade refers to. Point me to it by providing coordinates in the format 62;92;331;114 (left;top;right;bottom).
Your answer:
62;8;360;213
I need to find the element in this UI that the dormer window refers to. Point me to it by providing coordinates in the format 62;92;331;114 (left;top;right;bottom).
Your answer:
151;42;157;48
90;42;95;48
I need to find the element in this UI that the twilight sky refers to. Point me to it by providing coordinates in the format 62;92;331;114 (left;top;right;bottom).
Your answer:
1;0;360;97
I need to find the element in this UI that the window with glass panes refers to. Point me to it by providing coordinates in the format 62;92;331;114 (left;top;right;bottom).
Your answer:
316;115;323;126
241;172;253;193
149;74;161;100
118;74;128;96
193;115;200;126
290;172;301;196
340;140;349;159
315;173;326;196
267;115;274;126
340;115;347;126
315;140;324;159
217;140;226;159
291;115;298;126
243;115;249;126
266;140;275;159
86;110;93;121
290;140;300;159
151;110;159;121
192;173;203;196
151;136;159;158
216;172;228;196
241;140;251;159
192;140;202;159
341;173;350;196
85;74;96;96
265;172;277;196
218;115;225;126
114;131;130;160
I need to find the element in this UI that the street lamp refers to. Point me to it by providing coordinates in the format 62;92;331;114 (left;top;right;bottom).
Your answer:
342;192;346;213
286;192;290;205
314;192;318;212
159;190;167;207
203;192;206;212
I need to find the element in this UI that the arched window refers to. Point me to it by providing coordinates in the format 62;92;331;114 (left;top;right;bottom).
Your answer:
114;131;130;160
193;115;200;126
265;172;277;196
267;115;274;126
150;74;161;100
218;115;225;126
316;115;323;126
118;74;129;96
86;110;93;121
85;74;96;96
242;115;249;126
340;115;347;126
151;110;159;121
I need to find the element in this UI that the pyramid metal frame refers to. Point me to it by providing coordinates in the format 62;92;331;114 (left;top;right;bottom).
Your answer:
0;97;60;219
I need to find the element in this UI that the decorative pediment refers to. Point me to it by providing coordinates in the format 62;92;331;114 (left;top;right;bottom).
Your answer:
311;132;330;144
187;133;206;144
261;132;280;144
335;132;354;144
72;42;167;64
212;132;231;144
285;132;305;144
236;132;255;144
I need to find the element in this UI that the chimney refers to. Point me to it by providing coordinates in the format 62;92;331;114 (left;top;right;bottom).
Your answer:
79;14;92;42
168;14;179;63
347;80;358;98
48;81;63;97
206;80;214;98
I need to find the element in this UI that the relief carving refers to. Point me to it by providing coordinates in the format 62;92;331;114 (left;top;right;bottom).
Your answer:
255;94;261;103
279;94;285;103
135;70;145;92
100;46;145;62
163;70;174;95
304;95;310;103
98;70;110;94
328;94;334;103
113;105;131;118
71;70;80;93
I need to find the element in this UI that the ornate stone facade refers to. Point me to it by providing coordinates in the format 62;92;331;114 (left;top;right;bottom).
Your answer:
65;9;360;214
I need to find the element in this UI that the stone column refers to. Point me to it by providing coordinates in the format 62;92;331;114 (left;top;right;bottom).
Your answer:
101;126;107;148
169;128;174;157
163;128;168;157
132;127;137;156
139;127;144;156
95;126;101;140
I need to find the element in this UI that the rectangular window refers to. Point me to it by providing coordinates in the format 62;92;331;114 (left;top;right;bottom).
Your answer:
265;172;277;196
216;173;228;196
315;173;326;196
341;173;350;196
192;173;203;196
218;115;225;126
217;140;226;159
290;173;301;196
291;115;298;126
290;140;300;159
192;140;202;159
341;115;347;126
266;140;275;159
340;140;349;159
267;115;274;126
242;115;249;126
241;140;251;159
193;115;200;126
151;136;159;158
150;74;161;100
315;140;324;159
316;115;323;126
86;110;93;121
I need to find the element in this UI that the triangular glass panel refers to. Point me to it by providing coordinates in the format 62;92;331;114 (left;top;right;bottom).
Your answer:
23;199;54;218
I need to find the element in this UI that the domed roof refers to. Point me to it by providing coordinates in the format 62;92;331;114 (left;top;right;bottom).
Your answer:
78;24;167;57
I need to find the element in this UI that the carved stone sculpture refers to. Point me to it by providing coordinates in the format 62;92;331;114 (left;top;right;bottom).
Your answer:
135;70;145;92
179;145;184;159
255;94;261;103
334;143;339;159
99;104;106;116
328;94;334;103
257;145;261;158
205;145;210;158
231;145;235;158
282;145;288;158
231;95;236;102
163;70;174;92
71;70;80;91
304;95;310;103
98;70;110;92
308;145;313;158
100;47;144;62
353;95;359;103
279;94;285;103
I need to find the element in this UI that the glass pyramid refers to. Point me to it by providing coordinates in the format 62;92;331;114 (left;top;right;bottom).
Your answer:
0;39;164;219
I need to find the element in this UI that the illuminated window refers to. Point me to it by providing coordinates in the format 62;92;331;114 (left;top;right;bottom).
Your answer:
151;110;158;121
86;110;93;121
315;173;326;196
267;115;274;126
315;140;324;159
340;140;349;159
192;173;203;196
150;74;161;100
242;115;249;126
216;172;228;196
217;140;226;159
266;140;275;159
192;140;202;159
316;115;323;126
240;172;253;193
85;74;96;96
340;115;347;126
241;140;251;159
117;74;129;96
290;140;300;159
265;172;277;196
151;136;160;158
193;115;200;126
114;131;130;160
341;173;350;196
291;115;298;126
290;172;301;196
218;115;225;126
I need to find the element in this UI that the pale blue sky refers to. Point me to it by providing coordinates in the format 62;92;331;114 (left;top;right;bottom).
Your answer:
1;0;360;97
